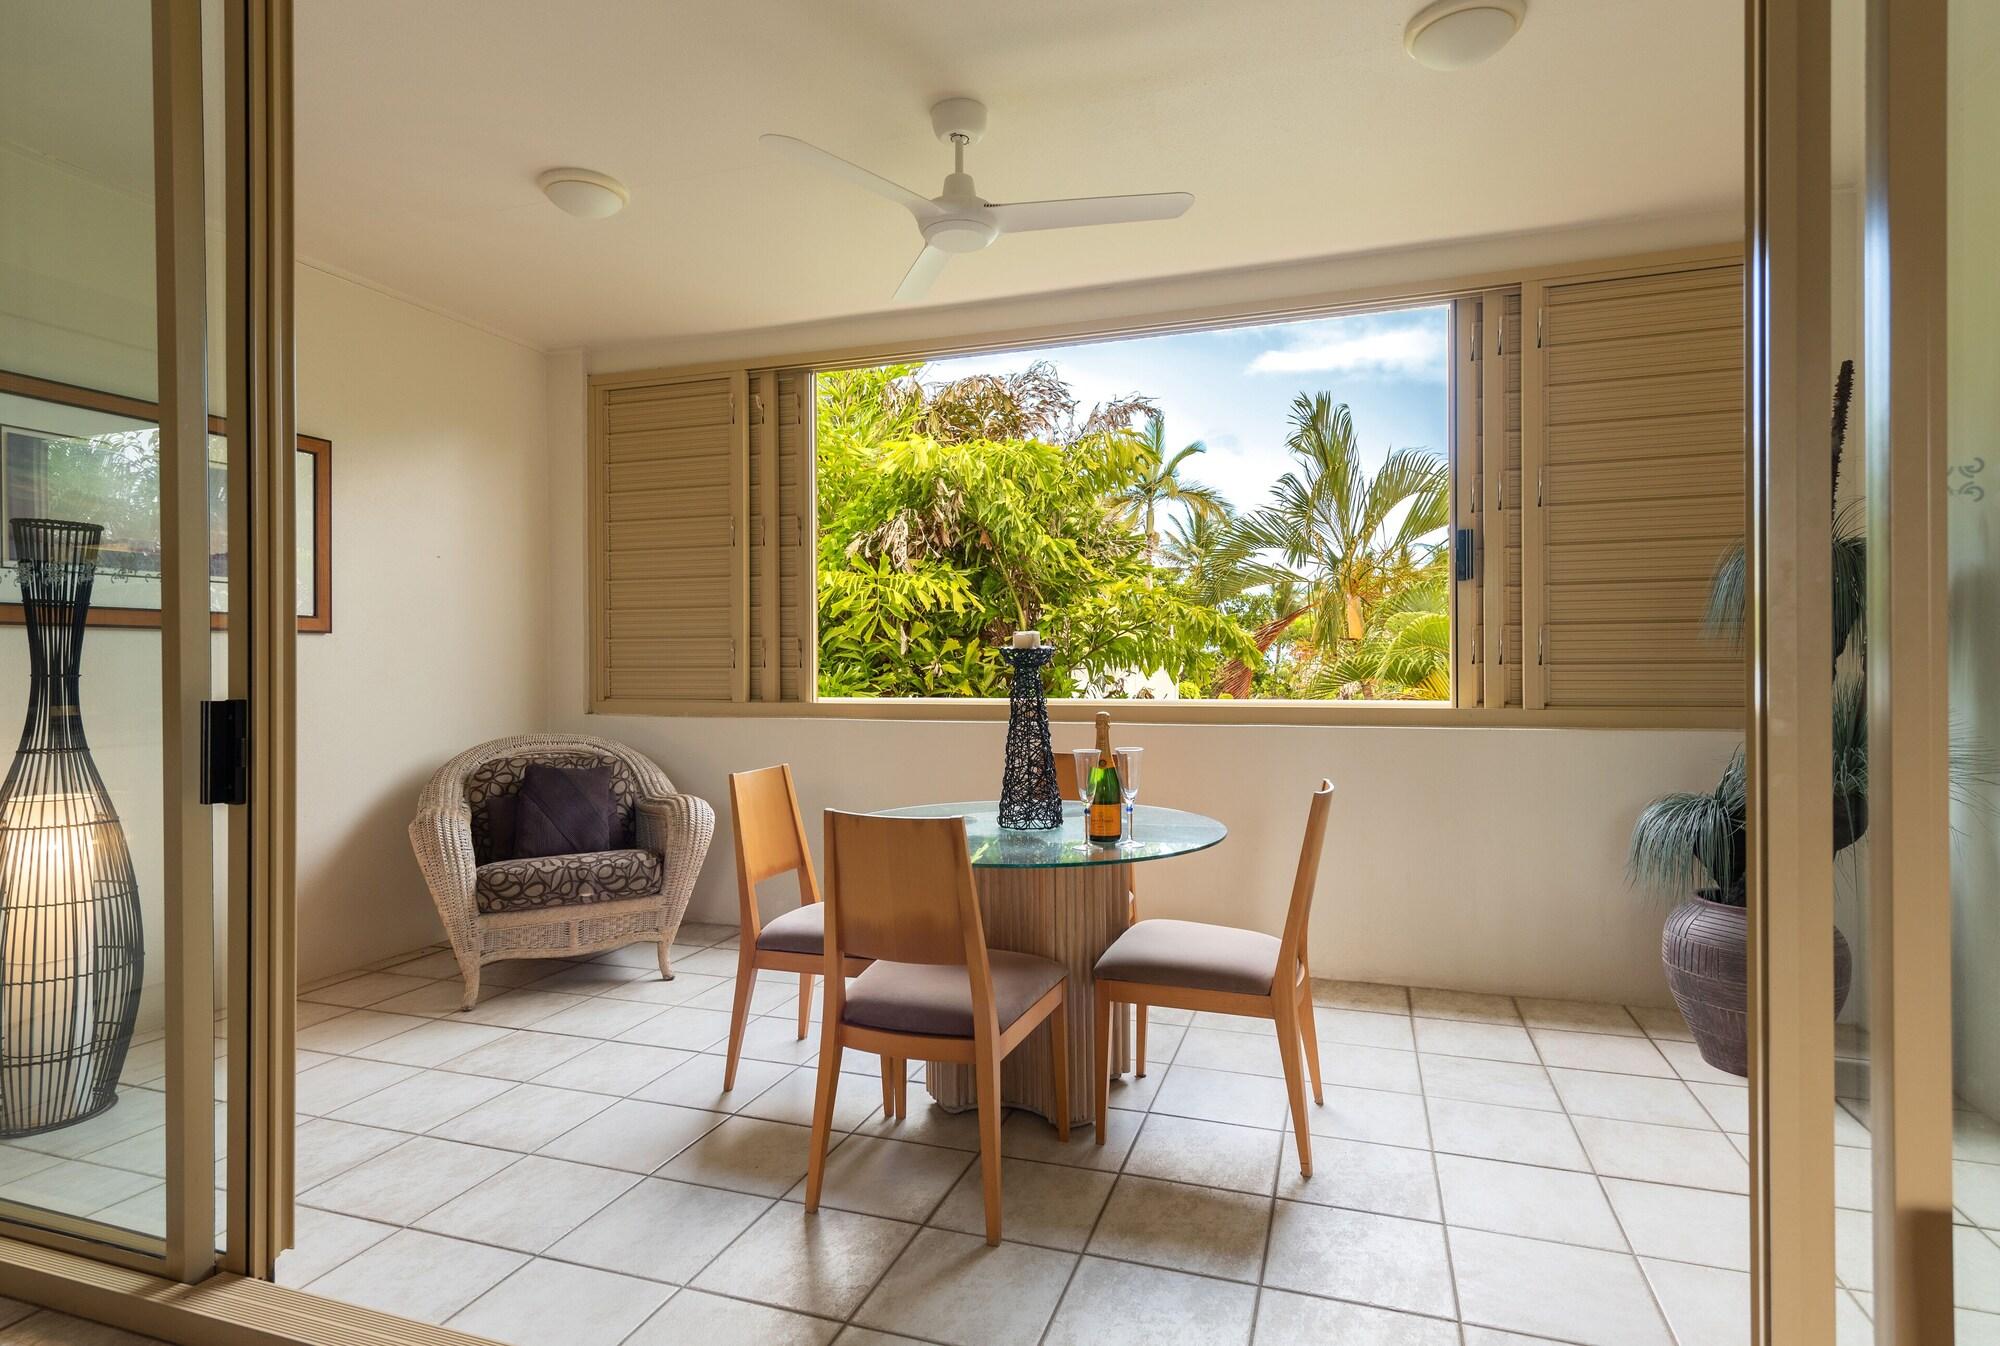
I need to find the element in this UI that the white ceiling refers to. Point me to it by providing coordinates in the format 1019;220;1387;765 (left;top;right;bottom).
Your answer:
11;1;1746;353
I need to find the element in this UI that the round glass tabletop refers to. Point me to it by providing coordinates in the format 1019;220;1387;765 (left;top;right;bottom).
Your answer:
876;801;1227;869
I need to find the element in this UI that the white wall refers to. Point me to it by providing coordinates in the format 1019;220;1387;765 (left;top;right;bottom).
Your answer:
292;265;552;983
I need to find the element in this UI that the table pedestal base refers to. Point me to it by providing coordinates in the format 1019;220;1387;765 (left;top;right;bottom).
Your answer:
925;862;1130;1128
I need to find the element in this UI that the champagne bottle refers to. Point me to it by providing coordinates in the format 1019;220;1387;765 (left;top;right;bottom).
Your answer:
1087;711;1123;844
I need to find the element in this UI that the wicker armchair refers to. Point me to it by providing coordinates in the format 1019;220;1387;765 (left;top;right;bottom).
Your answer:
409;733;715;1009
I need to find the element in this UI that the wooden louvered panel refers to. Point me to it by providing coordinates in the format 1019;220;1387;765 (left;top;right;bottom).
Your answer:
1453;296;1483;708
1536;262;1745;712
1499;289;1523;705
594;372;744;704
747;368;812;701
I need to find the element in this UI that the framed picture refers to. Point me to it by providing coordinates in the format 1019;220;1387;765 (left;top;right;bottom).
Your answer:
0;371;332;632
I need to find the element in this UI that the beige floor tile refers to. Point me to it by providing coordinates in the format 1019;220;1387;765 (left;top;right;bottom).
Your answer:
603;972;731;1006
1173;1026;1285;1078
1572;1115;1749;1193
1312;1006;1417;1051
1408;988;1518;1024
329;1068;514;1133
531;1041;694;1096
1045;1256;1257;1346
627;1289;838;1346
447;1258;674;1346
1310;979;1410;1014
301;1135;517;1225
1531;1028;1674;1077
1086;1174;1271;1281
1959;1224;2000;1314
674;922;738;947
1655;1038;1748;1087
354;1018;512;1068
692;1202;916;1319
302;971;435;1008
548;1176;770;1283
997;1105;1134;1167
298;1010;434;1056
659;1115;818;1197
1955;1109;2000;1164
1252;1289;1459;1345
378;950;469;980
1603;1177;1750;1271
1435;1153;1625;1249
5;1161;171;1222
1276;1137;1439;1220
371;979;479;1017
1323;1043;1424;1094
428;1082;614;1151
417;1154;636;1252
538;1098;722;1173
1413;1018;1539;1064
1550;1068;1715;1129
668;946;748;978
730;1014;826;1067
1126;1114;1280;1194
853;1227;1073;1346
1517;998;1644;1037
1958;1160;2000;1227
1689;1082;1750;1134
532;996;673;1041
1449;1227;1672;1346
523;961;653;995
1151;1064;1292;1130
1304;1084;1432;1149
617;1006;736;1051
865;1098;990;1153
442;1029;595;1082
455;990;590;1030
1426;1097;1588;1170
785;1135;972;1221
1417;1055;1560;1112
685;973;799;1016
1263;1200;1455;1318
636;1051;790;1112
1960;1309;2000;1346
595;942;682;968
0;1312;166;1346
831;1331;926;1346
293;1000;352;1031
292;1118;407;1190
1629;1005;1695;1041
304;1228;526;1325
1643;1258;1750;1346
931;1157;1113;1252
742;1065;885;1132
272;1207;397;1287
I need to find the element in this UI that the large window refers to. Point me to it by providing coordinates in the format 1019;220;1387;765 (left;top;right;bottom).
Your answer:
813;306;1453;701
587;249;1747;725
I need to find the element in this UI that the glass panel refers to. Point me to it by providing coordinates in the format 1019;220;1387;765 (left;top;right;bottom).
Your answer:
1947;0;2000;1333
0;0;214;1255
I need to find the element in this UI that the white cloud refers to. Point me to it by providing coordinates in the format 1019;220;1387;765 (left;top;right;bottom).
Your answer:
1246;324;1445;379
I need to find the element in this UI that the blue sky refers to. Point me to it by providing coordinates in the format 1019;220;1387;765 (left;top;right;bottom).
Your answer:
924;304;1452;523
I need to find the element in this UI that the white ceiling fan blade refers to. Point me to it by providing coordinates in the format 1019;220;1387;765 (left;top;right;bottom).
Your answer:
759;134;939;218
988;191;1194;234
893;245;950;302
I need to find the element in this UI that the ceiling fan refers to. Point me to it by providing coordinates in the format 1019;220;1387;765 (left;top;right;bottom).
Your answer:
760;98;1194;302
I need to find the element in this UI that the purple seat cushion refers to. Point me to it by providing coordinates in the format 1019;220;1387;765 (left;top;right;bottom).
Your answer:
1093;918;1280;996
841;951;1065;1038
756;903;826;956
511;764;614;859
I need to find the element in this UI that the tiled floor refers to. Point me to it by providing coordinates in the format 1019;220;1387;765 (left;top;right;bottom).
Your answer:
8;923;2000;1346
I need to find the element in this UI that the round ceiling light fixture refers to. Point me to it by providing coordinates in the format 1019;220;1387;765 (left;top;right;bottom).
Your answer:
1403;0;1525;71
537;167;629;219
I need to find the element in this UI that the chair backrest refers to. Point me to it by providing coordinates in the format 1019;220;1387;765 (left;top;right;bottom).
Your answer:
729;765;818;938
451;735;667;863
1277;780;1336;978
821;810;989;973
1054;752;1077;800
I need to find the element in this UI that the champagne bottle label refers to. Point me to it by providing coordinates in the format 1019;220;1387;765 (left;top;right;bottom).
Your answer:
1088;711;1121;842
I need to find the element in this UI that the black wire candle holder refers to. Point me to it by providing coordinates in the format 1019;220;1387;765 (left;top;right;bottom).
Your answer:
997;643;1064;830
0;519;143;1137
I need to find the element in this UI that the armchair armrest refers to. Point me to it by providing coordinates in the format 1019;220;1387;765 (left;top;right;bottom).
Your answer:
636;793;716;958
410;801;480;953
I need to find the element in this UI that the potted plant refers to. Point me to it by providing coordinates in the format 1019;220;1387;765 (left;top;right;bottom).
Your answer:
1628;364;1863;1076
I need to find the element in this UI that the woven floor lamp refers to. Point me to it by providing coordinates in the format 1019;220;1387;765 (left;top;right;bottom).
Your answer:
0;519;144;1137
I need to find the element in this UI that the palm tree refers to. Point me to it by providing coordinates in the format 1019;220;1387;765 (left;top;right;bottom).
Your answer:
1216;393;1450;697
1111;415;1229;563
1321;574;1450;700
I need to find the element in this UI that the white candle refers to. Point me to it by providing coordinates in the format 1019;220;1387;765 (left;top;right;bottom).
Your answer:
1011;630;1040;648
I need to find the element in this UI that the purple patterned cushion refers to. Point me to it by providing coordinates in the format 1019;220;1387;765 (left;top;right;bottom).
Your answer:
510;764;614;859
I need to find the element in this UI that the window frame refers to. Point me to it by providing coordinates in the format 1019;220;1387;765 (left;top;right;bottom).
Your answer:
586;242;1745;730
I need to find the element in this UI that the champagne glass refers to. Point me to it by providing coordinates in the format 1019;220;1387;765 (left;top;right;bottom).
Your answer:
1070;749;1097;816
1115;747;1143;841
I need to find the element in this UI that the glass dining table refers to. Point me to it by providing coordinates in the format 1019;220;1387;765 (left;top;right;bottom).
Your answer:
877;800;1227;1128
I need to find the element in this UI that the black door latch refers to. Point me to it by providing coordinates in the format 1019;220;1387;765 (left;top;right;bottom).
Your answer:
201;699;249;805
1453;528;1476;582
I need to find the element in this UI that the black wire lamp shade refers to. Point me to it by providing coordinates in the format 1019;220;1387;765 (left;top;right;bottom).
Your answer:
0;519;144;1137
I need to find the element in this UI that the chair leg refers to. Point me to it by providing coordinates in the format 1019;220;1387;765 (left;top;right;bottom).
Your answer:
796;973;813;1041
1296;981;1324;1106
1272;993;1313;1178
1093;991;1113;1145
974;1044;1005;1246
656;934;674;981
723;946;757;1092
456;958;482;1012
805;1032;844;1212
879;1056;899;1120
895;1061;909;1118
1049;994;1071;1143
1135;1004;1149;1077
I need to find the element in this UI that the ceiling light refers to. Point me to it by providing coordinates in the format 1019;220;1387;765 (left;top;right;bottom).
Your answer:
1404;0;1525;71
537;168;629;219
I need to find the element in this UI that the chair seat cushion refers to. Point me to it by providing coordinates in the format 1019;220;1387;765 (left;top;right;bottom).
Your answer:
842;951;1065;1038
756;903;826;956
475;849;663;914
1095;918;1280;996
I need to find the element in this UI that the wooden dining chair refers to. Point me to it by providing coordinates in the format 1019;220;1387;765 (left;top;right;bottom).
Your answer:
723;766;882;1101
1053;751;1151;1074
807;809;1070;1245
1092;779;1333;1176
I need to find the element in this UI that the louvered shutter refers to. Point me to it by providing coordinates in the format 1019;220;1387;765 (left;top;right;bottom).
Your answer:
593;372;747;704
1528;262;1745;710
1462;287;1524;708
1452;298;1483;706
748;368;812;702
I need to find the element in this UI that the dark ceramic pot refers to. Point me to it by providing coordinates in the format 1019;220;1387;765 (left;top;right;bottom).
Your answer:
1661;891;1853;1078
